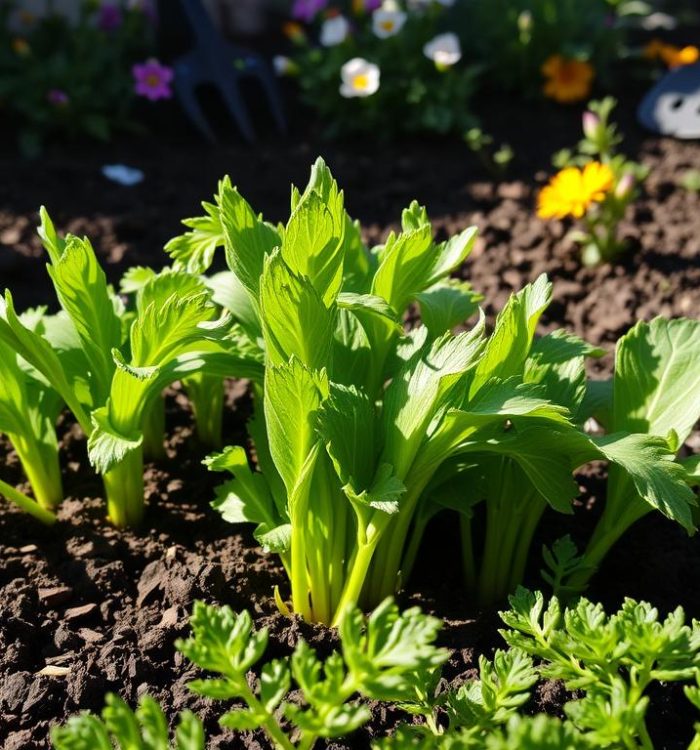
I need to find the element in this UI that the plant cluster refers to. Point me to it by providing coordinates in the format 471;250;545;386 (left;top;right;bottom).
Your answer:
1;158;698;624
538;97;649;265
50;592;700;749
277;0;479;137
162;158;700;626
0;211;261;528
0;1;169;156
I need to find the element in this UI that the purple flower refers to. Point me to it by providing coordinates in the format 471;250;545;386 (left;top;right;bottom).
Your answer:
98;3;123;31
132;59;174;101
47;89;69;107
364;0;381;10
291;0;328;23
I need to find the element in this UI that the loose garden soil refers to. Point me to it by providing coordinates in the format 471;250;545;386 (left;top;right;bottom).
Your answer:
1;84;700;748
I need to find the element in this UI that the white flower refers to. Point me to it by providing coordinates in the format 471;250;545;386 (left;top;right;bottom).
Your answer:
423;32;461;67
320;15;350;47
340;58;380;98
372;8;407;38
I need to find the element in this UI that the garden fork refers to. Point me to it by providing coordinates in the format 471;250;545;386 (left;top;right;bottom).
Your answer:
170;0;286;142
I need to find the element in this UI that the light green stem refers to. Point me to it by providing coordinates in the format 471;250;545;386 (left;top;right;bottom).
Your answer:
0;476;56;524
332;513;391;627
103;445;146;528
187;374;224;448
142;394;166;459
13;431;63;509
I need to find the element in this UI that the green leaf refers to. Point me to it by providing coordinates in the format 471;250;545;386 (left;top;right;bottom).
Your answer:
264;358;329;496
219;709;265;731
415;280;482;337
340;598;449;703
282;190;344;306
371;225;435;315
381;325;486;479
613;317;700;444
260;658;291;712
164;177;228;274
177;602;268;679
0;292;91;432
207;445;282;526
51;693;205;750
524;330;604;418
39;213;122;403
220;181;280;302
470;275;552;396
260;251;335;371
594;432;697;532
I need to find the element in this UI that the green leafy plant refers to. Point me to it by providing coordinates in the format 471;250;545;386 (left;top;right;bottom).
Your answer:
0;1;155;156
501;588;700;749
169;158;698;622
50;693;205;750
0;211;262;527
557;316;700;593
279;1;479;137
176;597;448;750
541;97;649;266
171;160;592;625
0;308;66;523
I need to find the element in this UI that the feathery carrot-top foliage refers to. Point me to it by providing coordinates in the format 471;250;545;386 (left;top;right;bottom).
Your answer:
0;211;262;527
51;593;700;749
168;158;699;624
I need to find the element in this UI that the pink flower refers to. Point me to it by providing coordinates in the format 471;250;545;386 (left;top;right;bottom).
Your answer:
132;59;174;101
291;0;328;23
98;3;122;31
47;89;69;106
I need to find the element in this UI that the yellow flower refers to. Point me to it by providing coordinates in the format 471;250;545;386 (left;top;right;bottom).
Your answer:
537;162;614;220
660;44;699;68
541;55;594;103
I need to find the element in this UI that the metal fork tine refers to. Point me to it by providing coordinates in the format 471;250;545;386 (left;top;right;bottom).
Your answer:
165;0;286;141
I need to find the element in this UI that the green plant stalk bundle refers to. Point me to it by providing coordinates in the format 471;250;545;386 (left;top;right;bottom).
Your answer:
0;211;264;528
167;157;699;624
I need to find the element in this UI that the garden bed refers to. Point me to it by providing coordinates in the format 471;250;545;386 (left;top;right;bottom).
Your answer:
1;89;700;748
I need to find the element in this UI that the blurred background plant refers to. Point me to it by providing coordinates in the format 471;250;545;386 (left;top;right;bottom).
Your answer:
453;0;649;102
0;0;162;156
276;0;481;138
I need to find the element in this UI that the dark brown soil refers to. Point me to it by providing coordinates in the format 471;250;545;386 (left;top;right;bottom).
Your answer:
1;86;699;748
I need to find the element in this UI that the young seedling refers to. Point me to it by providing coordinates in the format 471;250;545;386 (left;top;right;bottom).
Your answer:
0;312;65;523
50;693;205;750
176;597;449;750
500;588;700;749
